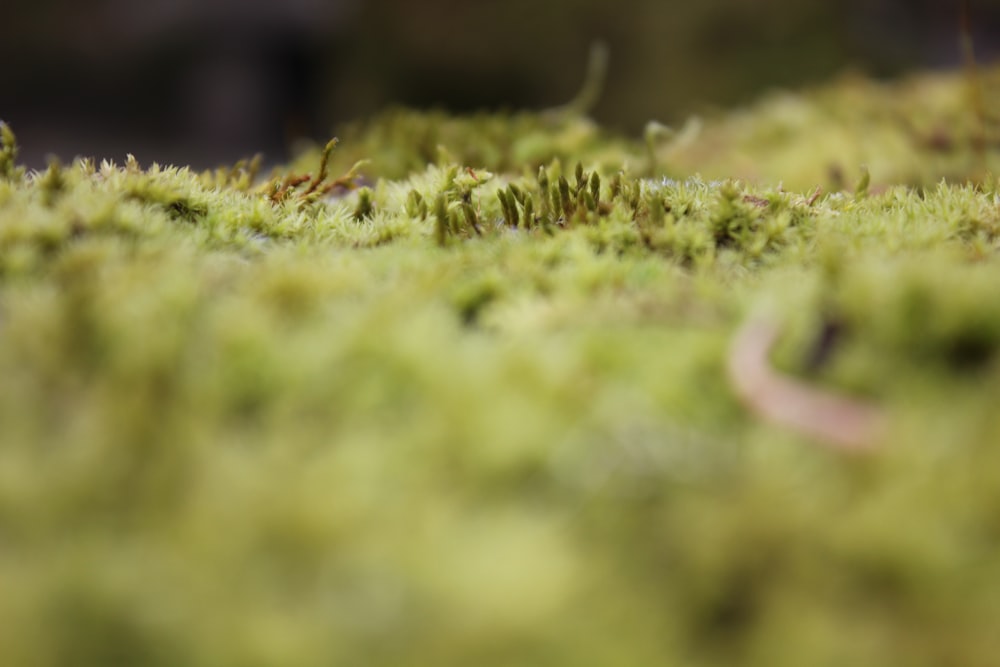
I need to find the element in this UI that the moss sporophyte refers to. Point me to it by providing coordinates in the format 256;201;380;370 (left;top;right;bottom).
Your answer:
5;59;1000;666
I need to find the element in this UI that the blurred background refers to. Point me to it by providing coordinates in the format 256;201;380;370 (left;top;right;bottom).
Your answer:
2;0;999;169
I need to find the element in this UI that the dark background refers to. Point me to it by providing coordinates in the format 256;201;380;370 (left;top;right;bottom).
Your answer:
2;0;999;169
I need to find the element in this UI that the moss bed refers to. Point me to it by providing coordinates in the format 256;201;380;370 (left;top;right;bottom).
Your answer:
4;67;1000;666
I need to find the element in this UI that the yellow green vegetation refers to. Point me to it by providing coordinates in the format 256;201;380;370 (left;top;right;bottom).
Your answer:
3;66;1000;666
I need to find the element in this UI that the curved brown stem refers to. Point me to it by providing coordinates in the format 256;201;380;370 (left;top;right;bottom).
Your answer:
727;316;886;452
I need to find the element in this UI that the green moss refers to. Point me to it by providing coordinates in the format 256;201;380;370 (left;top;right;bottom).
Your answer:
0;122;25;182
4;68;1000;666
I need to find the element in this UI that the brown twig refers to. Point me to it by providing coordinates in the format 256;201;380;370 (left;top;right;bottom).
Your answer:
805;186;823;207
727;315;886;452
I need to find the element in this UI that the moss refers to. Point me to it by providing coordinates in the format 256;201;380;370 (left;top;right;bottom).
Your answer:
0;122;25;183
4;68;1000;666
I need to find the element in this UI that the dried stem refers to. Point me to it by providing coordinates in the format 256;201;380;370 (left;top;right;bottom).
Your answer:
728;316;886;452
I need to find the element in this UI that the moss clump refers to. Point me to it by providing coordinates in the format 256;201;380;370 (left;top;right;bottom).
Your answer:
3;69;1000;667
0;122;25;182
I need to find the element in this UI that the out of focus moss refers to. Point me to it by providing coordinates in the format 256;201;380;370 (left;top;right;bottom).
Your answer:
3;68;1000;666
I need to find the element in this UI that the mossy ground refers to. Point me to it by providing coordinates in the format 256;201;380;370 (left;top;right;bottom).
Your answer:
3;68;1000;666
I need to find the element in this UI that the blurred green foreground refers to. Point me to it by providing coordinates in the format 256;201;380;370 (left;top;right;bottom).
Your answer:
3;67;1000;666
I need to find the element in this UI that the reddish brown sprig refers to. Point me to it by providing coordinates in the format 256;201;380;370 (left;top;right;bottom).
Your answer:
268;174;311;203
300;138;340;198
742;194;770;209
264;137;369;205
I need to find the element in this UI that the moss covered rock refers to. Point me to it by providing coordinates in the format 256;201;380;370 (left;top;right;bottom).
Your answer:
2;67;1000;666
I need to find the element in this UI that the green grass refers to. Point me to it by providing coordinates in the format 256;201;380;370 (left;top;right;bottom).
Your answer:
3;67;1000;666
